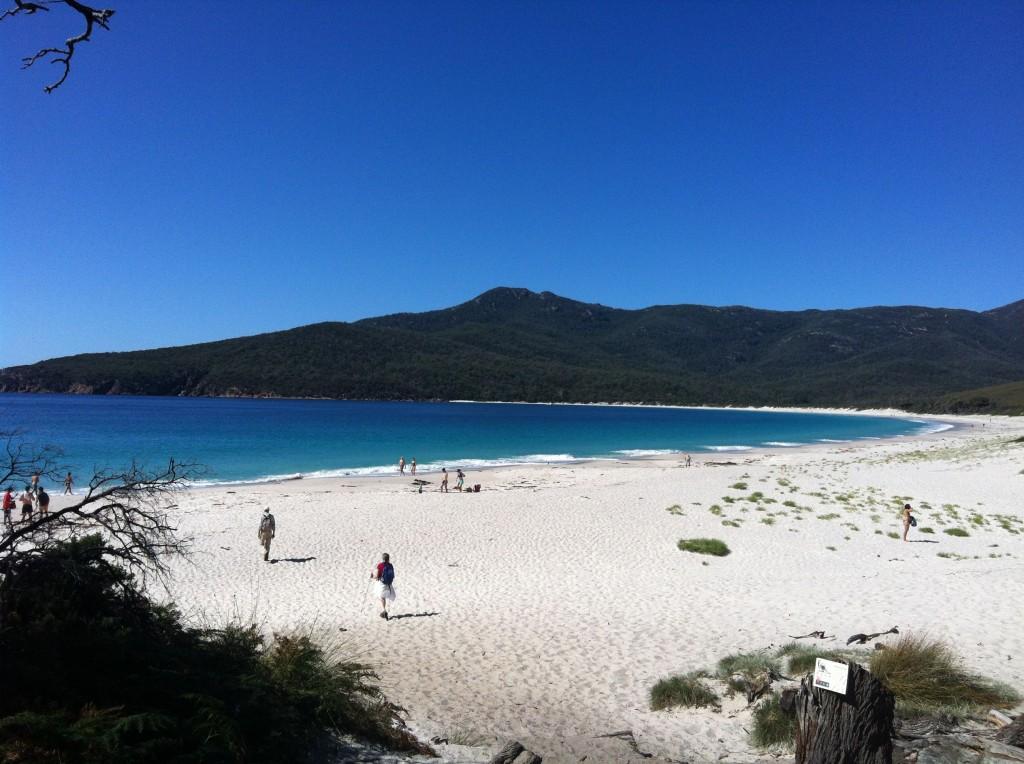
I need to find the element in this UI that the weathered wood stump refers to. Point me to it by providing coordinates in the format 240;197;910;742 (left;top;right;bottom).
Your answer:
794;662;894;764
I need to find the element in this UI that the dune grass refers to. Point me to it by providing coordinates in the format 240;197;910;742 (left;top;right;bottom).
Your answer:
918;526;935;534
677;538;730;556
649;672;719;711
775;643;858;675
869;635;1020;717
750;694;797;749
944;527;970;537
716;651;780;680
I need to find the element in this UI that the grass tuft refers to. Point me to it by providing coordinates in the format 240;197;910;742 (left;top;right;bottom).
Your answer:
716;651;780;679
944;527;969;537
649;672;719;711
869;635;1020;716
918;526;934;534
677;538;730;556
750;694;797;749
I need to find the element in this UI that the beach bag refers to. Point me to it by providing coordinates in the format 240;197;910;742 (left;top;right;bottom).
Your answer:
380;562;395;585
909;516;917;527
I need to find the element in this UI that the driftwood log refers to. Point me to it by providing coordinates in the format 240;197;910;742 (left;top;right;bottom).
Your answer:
794;662;894;764
488;740;542;764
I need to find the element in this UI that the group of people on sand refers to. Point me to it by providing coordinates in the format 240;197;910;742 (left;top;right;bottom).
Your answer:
399;457;469;492
255;507;397;619
1;472;72;528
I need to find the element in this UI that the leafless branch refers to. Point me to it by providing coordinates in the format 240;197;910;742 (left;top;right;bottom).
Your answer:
1;450;204;583
0;429;63;490
4;0;114;92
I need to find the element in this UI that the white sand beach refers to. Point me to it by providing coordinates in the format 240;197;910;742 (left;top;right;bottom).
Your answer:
82;413;1024;762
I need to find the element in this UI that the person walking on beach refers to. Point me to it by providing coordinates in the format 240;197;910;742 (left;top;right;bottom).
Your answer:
371;552;396;620
19;487;33;523
37;487;50;517
398;456;406;474
257;508;276;561
440;468;449;492
455;468;465;492
902;503;915;542
63;472;73;494
2;487;14;528
410;458;417;475
685;454;692;468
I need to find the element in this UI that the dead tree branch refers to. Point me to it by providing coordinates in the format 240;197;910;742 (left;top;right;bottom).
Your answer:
1;448;203;583
3;0;114;92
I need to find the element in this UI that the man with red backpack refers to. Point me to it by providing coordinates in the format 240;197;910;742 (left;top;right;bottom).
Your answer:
371;553;396;620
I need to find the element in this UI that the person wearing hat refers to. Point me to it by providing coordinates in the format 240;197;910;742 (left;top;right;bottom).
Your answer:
257;507;276;561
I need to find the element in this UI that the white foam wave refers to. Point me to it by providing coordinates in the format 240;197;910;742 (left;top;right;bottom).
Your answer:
702;445;753;452
917;422;954;434
762;441;803;447
816;438;849;443
190;454;580;487
613;449;681;457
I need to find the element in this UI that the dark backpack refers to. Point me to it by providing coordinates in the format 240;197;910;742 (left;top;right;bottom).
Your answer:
380;562;395;586
909;516;917;527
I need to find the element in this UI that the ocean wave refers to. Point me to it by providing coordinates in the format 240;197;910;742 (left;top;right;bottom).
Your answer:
613;449;681;457
190;453;580;487
762;441;803;447
816;438;849;443
917;422;954;434
702;445;753;452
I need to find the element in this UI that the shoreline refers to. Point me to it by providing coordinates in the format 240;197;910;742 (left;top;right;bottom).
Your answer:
176;406;970;492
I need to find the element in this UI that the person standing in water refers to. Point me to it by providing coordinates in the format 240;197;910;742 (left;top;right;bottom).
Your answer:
63;472;74;494
258;507;276;561
398;456;406;474
902;503;915;542
410;458;417;475
371;552;396;620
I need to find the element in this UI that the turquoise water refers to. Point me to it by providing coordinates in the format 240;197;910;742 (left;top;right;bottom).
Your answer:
0;394;946;488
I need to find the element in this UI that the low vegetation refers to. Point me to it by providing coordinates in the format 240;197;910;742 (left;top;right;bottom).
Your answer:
0;536;429;763
944;528;970;537
750;694;797;749
677;538;730;557
869;635;1020;717
649;672;719;711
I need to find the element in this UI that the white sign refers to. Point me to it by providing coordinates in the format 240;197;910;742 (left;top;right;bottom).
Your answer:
813;658;849;695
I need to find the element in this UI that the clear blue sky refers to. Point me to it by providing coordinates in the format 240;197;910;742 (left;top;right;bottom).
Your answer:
2;1;1021;366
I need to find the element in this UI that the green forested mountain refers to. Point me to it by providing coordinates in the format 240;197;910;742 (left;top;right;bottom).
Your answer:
2;288;1022;411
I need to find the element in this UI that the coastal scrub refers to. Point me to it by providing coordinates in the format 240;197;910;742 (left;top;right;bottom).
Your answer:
677;538;730;557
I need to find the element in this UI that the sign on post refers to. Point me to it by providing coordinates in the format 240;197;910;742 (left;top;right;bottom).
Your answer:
813;658;850;695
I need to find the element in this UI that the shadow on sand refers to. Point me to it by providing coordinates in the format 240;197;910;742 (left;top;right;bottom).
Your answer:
909;540;939;544
271;556;317;564
388;611;440;621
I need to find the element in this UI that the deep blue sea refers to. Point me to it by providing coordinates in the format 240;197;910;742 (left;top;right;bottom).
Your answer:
0;394;948;488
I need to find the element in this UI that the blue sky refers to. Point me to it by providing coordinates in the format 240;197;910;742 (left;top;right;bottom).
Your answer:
1;1;1021;366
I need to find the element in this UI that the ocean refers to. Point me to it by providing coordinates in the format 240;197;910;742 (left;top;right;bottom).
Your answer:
0;394;948;488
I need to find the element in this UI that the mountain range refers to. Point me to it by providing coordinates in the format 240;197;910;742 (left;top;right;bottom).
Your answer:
2;288;1022;413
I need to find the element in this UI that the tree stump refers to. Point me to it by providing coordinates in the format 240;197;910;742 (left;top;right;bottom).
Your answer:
794;662;894;764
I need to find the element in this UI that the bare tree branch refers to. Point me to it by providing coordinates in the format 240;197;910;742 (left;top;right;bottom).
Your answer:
3;0;114;92
1;440;203;583
0;429;63;489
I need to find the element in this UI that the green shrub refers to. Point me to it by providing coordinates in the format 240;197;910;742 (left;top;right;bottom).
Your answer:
750;694;796;749
730;482;748;490
918;526;934;534
0;536;430;763
721;520;740;528
944;528;969;537
677;538;730;557
869;635;1020;716
649;672;719;711
709;505;723;516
